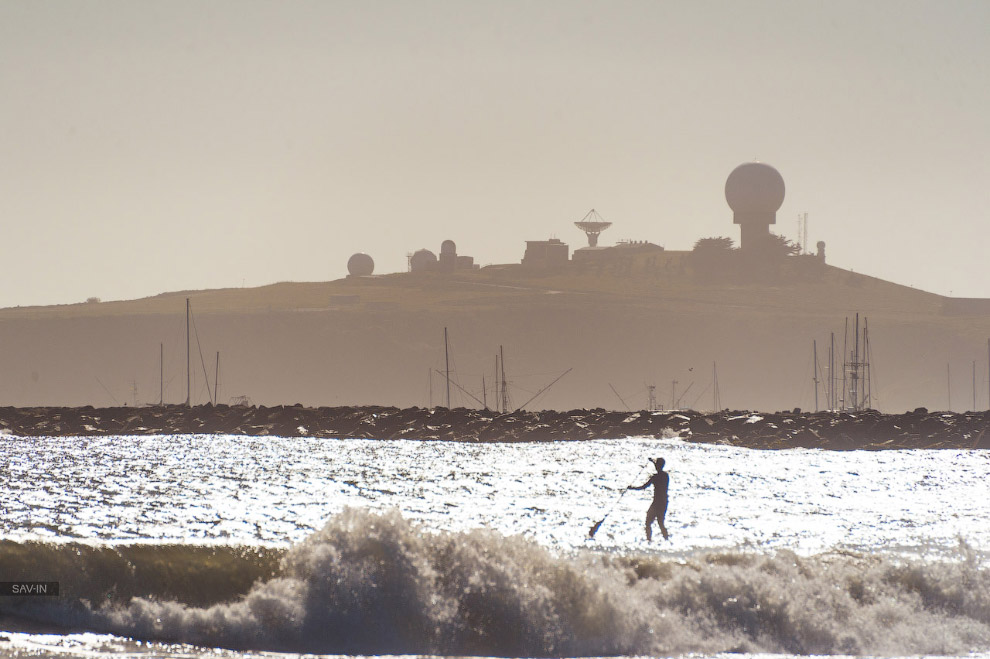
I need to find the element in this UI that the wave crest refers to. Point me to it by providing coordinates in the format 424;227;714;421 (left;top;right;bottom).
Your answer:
3;510;990;656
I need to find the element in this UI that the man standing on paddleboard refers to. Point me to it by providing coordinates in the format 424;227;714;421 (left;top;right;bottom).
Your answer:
628;457;669;541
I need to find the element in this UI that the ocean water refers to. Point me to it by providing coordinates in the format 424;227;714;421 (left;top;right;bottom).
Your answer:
1;432;990;658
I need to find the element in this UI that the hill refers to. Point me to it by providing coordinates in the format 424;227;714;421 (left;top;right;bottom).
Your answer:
0;254;986;412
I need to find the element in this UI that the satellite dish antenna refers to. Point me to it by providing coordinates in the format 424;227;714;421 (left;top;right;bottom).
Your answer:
574;209;612;247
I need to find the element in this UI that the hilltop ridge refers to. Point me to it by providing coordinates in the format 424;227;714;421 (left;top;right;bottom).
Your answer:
0;256;985;412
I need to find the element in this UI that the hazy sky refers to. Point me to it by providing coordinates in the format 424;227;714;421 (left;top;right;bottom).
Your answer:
1;1;988;308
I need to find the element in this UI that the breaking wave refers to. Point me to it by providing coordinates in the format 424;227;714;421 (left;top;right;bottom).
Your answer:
3;509;990;656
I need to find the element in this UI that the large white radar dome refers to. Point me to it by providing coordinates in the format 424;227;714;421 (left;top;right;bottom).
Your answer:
725;162;785;215
410;249;437;272
347;253;374;276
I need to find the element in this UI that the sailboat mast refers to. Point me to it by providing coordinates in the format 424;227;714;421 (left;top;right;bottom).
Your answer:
842;317;848;410
863;318;871;409
160;343;164;406
500;345;508;414
214;351;220;406
444;327;450;408
494;354;500;413
830;332;835;410
813;340;819;412
853;313;860;411
712;362;719;412
185;298;191;407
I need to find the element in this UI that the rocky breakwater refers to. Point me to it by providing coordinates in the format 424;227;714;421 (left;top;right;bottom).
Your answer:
0;405;988;449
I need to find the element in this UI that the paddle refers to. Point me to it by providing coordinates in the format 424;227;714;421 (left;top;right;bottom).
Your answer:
588;462;650;539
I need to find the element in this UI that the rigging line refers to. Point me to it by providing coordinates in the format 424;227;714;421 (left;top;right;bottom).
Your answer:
688;380;712;409
513;368;572;413
674;381;695;408
94;376;120;405
191;311;214;405
513;370;565;378
434;369;485;408
196;380;210;403
608;383;630;411
439;344;464;407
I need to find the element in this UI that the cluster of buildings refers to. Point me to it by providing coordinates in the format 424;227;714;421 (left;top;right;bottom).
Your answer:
346;162;826;278
347;240;477;278
408;240;477;273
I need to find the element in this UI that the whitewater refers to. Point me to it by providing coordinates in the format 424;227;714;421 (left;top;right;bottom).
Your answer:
2;432;990;657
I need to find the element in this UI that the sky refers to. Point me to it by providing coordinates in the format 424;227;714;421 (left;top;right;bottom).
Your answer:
1;0;988;308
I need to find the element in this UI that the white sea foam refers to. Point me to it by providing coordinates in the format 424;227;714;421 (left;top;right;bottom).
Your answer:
2;509;990;656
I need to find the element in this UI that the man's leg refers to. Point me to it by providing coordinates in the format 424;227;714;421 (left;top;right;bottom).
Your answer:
645;509;656;541
658;500;669;540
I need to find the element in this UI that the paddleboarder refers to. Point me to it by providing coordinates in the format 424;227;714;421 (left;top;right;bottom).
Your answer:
628;457;669;541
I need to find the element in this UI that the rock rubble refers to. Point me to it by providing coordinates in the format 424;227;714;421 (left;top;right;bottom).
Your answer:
0;405;987;450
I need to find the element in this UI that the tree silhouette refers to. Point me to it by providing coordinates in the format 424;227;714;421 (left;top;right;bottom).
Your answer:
692;236;735;252
768;233;800;256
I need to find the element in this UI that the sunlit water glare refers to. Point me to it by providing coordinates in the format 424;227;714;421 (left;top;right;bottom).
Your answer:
3;434;989;557
3;434;990;658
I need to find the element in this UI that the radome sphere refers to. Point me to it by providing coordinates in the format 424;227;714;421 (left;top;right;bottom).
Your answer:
347;253;374;276
410;249;438;272
725;162;785;215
